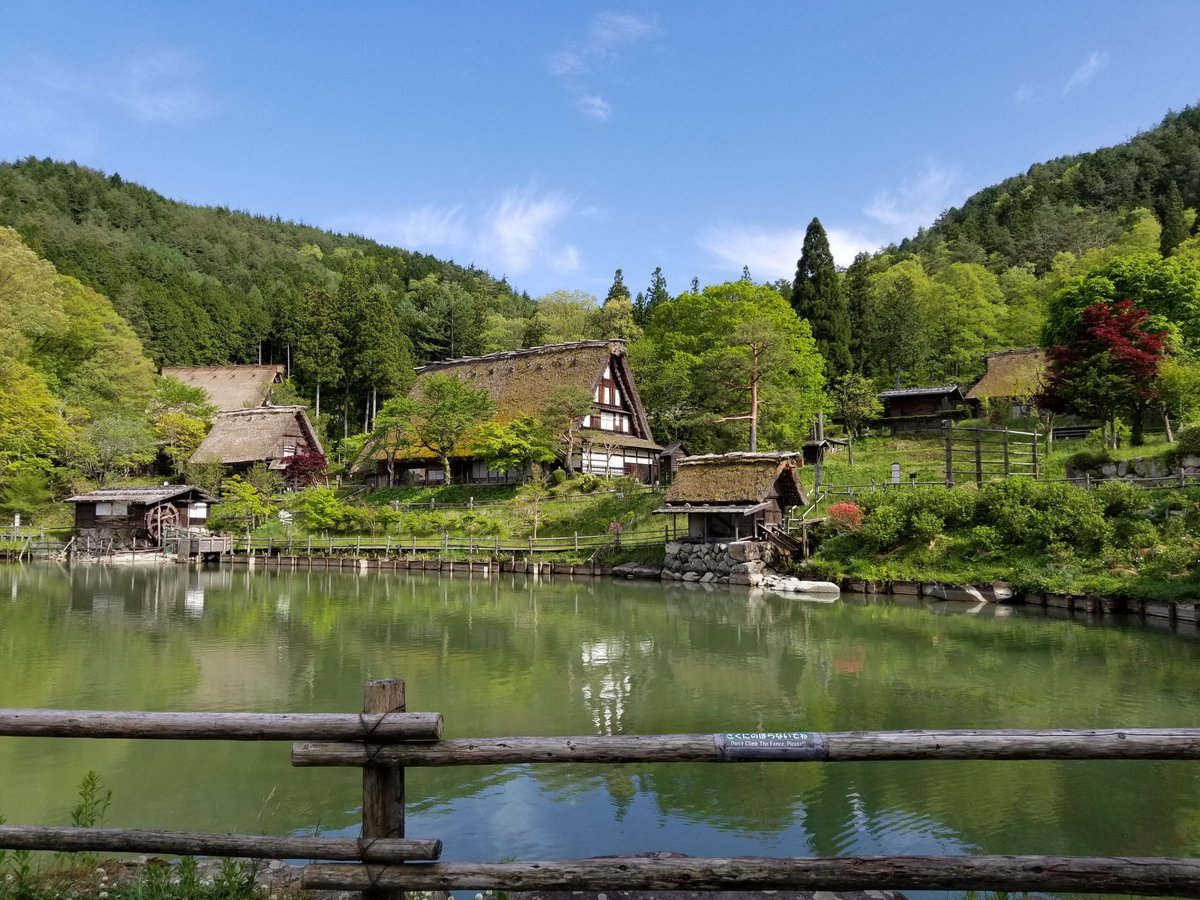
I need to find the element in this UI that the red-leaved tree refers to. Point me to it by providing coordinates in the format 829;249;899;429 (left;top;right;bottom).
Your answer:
1037;300;1167;447
285;450;329;487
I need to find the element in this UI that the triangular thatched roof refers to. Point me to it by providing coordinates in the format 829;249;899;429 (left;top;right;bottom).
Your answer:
161;365;284;412
414;340;653;434
190;406;322;466
657;452;807;510
965;348;1047;401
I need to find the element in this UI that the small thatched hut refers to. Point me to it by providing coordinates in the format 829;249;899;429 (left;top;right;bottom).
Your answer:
358;340;662;485
190;406;322;479
654;452;807;541
161;365;284;412
66;485;218;550
965;348;1047;417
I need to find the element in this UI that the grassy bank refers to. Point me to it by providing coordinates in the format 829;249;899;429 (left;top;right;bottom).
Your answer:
803;479;1200;602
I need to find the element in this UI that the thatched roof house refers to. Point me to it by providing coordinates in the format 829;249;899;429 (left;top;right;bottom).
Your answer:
161;365;284;412
66;485;218;549
654;452;807;541
190;406;322;476
965;348;1047;414
360;340;662;485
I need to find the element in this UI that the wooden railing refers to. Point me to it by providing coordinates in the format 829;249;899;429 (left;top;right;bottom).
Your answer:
3;680;1200;896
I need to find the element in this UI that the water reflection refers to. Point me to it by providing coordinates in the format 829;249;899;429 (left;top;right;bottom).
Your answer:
1;563;1200;866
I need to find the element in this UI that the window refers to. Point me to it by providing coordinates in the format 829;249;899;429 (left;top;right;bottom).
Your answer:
282;444;297;457
189;502;208;521
94;501;128;517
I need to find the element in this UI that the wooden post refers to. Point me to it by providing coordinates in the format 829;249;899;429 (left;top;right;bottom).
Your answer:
363;679;406;900
943;421;953;487
1002;427;1010;478
974;428;983;487
1032;430;1040;480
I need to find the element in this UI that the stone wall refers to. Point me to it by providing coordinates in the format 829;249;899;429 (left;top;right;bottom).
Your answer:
1065;453;1200;483
662;539;776;586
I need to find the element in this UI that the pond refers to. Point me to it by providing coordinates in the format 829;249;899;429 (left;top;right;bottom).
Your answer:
1;563;1199;867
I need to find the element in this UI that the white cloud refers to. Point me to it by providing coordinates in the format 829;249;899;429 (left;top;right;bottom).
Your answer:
578;95;612;121
865;161;962;235
336;204;467;249
1064;51;1109;94
550;12;659;120
1013;84;1035;104
110;51;210;123
0;49;210;131
336;187;578;277
481;188;575;273
700;224;877;277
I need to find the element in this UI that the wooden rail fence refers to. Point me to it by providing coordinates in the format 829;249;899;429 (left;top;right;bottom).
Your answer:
2;679;1200;896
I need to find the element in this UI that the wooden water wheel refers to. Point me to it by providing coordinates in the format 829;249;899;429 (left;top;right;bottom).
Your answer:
144;503;180;544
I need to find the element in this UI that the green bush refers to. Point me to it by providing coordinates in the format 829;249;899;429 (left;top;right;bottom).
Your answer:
859;505;905;552
1065;448;1113;472
1115;518;1158;549
968;525;1001;553
576;473;603;493
1174;424;1200;457
551;468;568;485
909;510;944;544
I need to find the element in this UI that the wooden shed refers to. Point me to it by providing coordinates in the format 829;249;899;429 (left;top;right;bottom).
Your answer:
653;452;807;542
877;385;968;434
65;486;218;550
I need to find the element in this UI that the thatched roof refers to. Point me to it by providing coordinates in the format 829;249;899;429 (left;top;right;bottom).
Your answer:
657;452;807;511
66;486;218;505
190;406;322;466
965;348;1047;401
415;340;652;433
161;365;284;412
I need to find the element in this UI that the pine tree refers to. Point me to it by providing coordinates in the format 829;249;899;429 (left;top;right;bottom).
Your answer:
844;251;874;369
792;217;851;376
636;267;670;326
1160;181;1190;257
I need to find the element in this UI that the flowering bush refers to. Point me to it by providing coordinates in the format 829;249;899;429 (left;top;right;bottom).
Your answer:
827;501;863;532
607;521;624;535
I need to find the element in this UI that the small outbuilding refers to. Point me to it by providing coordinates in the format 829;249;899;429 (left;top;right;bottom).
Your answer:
190;406;322;480
654;452;807;542
659;441;689;481
65;485;219;550
877;385;968;434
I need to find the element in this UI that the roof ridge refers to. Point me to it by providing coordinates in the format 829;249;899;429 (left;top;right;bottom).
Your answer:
416;340;624;373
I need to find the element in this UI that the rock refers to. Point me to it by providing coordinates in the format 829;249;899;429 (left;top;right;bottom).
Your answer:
890;580;921;595
1101;462;1118;477
729;572;763;586
611;563;663;579
682;571;701;582
766;577;840;594
700;572;716;583
1183;455;1200;469
726;540;762;562
731;560;766;575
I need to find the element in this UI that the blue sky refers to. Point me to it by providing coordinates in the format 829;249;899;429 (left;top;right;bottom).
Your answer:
2;2;1198;299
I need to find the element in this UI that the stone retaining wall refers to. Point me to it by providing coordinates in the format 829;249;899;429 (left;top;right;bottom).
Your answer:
662;539;777;586
1066;453;1200;482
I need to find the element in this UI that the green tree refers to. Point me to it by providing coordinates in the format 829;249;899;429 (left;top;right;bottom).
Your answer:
388;374;495;484
542;386;595;476
1159;182;1190;257
862;260;934;387
792;217;851;376
212;475;269;531
294;285;345;420
828;373;882;465
636;267;670;326
474;415;558;476
642;281;825;452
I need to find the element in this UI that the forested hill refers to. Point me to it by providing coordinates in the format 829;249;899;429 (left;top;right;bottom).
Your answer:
897;105;1200;272
0;157;527;369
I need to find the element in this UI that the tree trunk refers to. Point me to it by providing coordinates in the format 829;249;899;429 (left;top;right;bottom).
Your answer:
441;455;453;485
315;383;321;421
1163;404;1174;442
847;434;854;467
1131;400;1146;447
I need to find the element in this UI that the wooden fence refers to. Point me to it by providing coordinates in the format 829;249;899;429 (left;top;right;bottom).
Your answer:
230;524;680;558
3;679;1200;895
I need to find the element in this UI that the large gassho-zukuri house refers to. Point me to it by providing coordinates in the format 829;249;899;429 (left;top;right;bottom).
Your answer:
358;340;663;485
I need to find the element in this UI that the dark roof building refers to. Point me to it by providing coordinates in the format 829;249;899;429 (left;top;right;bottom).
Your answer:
876;385;968;434
65;485;218;549
654;452;807;541
161;365;284;412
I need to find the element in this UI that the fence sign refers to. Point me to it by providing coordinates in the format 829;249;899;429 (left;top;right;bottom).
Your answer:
715;731;828;760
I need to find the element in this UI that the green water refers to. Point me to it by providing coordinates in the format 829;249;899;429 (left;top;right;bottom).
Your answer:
2;563;1200;865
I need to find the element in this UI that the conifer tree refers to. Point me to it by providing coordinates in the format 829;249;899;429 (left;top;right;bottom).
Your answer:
792;217;852;376
636;267;670;326
1160;181;1190;257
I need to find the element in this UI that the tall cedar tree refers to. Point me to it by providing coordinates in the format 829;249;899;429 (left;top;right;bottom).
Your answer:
792;218;852;376
1159;181;1190;257
1038;300;1167;446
